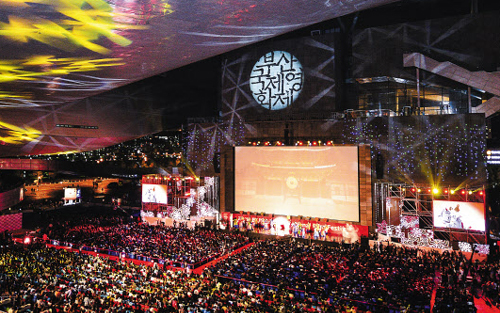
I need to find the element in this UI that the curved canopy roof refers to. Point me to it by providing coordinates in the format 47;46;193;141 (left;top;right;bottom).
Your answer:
0;0;397;156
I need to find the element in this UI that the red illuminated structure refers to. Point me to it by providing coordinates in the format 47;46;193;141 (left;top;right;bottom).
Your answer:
375;182;488;252
141;175;196;212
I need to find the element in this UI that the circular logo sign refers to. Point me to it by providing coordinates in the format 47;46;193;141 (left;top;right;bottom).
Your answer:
250;51;303;110
286;176;299;189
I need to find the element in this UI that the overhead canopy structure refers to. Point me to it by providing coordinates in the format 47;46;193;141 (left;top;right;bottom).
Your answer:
0;0;397;157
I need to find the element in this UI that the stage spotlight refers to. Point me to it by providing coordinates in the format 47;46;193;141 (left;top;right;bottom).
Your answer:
417;188;421;193
461;190;466;195
411;188;416;193
312;141;318;146
432;188;439;195
23;236;31;245
450;190;455;195
479;191;484;196
468;190;473;195
444;189;448;194
427;188;431;193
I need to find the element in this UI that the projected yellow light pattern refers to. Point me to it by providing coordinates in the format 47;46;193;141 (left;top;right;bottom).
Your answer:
0;0;173;106
1;56;125;80
0;56;127;103
0;91;30;101
0;121;41;144
0;0;150;54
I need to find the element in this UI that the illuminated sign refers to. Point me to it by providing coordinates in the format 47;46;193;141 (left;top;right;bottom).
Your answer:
487;150;500;164
56;124;98;129
250;51;303;110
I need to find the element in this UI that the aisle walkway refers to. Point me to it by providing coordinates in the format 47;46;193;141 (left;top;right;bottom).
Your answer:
193;242;255;274
430;288;436;312
29;238;255;274
475;297;500;313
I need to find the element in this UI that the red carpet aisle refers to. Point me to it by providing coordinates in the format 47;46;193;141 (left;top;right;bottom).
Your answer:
27;239;255;274
430;288;436;313
193;242;255;274
44;243;160;267
474;297;500;313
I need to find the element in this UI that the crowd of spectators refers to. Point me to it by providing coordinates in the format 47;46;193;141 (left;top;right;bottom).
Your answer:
0;242;406;313
3;212;500;312
14;199;64;213
212;239;435;312
48;221;250;268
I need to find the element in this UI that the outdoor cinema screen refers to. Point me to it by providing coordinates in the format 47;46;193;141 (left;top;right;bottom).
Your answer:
433;200;485;232
142;184;168;204
235;146;360;222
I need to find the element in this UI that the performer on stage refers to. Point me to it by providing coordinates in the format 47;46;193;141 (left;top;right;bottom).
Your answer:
342;223;360;244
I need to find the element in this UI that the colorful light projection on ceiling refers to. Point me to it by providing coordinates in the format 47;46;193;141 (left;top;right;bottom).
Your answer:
0;0;154;107
0;0;398;156
0;0;148;54
0;121;41;145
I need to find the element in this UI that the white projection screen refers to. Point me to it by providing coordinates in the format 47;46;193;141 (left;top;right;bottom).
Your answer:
142;184;168;204
235;146;360;222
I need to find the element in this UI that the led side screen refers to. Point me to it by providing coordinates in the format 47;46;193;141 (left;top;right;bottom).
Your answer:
433;200;485;232
235;146;359;222
64;188;78;200
142;184;168;204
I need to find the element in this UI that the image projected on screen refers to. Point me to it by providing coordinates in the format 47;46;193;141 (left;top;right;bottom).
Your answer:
65;188;77;200
235;146;359;222
142;184;168;204
433;200;485;232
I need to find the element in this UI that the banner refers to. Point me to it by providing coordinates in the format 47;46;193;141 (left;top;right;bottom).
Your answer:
229;212;368;243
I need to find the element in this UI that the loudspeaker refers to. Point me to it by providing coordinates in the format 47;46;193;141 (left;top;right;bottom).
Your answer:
284;123;292;146
213;153;221;173
376;152;385;179
391;237;401;243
